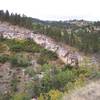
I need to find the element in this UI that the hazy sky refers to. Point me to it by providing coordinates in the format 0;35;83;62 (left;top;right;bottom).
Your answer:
0;0;100;21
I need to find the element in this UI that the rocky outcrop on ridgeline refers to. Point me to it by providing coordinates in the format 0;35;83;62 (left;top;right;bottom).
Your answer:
0;22;83;66
32;33;82;66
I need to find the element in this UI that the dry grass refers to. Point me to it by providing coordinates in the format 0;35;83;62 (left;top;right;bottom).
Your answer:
63;80;100;100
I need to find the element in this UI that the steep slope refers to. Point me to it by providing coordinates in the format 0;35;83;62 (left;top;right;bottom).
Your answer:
0;21;100;99
0;22;81;66
0;22;99;68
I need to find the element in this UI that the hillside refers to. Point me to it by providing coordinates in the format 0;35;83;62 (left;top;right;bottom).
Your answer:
0;10;100;100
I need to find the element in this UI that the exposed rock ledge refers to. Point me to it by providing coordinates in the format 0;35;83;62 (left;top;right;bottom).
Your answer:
0;23;83;66
33;33;83;66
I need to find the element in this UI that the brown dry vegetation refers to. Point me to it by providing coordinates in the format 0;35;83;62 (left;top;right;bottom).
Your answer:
63;80;100;100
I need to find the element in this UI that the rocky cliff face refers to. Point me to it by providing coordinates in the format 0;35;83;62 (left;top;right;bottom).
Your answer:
32;33;82;66
0;22;99;67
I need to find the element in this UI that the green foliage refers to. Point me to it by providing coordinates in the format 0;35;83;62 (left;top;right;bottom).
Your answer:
38;89;63;100
47;89;63;100
0;39;58;67
32;21;100;53
10;56;18;65
0;55;9;63
41;64;52;72
7;39;42;53
0;10;100;53
10;73;18;92
25;67;36;77
88;70;100;80
12;92;30;100
40;49;58;60
28;66;94;97
10;55;30;67
0;10;33;29
55;69;76;89
0;92;11;100
10;44;24;52
37;56;48;65
0;36;99;99
37;49;58;65
0;13;100;99
0;43;8;53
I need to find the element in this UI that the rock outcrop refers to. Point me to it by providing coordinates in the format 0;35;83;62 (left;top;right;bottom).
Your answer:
0;23;83;66
33;33;82;66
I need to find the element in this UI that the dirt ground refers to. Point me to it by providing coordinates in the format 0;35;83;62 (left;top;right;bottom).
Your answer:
63;80;100;100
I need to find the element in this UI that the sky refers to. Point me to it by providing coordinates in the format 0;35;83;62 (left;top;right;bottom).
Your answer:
0;0;100;21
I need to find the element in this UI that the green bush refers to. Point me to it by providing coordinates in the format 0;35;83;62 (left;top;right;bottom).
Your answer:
10;74;18;92
12;92;31;100
55;69;76;89
10;44;23;52
40;49;58;61
8;39;42;53
0;92;11;100
38;89;63;100
25;68;36;77
37;57;48;65
10;56;30;67
0;55;9;63
37;49;58;65
41;64;52;72
30;66;93;97
10;56;18;66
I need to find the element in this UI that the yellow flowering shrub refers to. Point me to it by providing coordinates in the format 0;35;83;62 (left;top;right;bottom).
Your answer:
48;89;63;100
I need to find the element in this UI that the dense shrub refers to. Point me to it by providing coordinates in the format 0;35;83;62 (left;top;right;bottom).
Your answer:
7;39;42;53
0;92;11;100
10;44;24;52
54;69;76;89
0;55;9;63
37;50;58;65
10;56;30;67
38;89;63;100
28;66;93;97
40;49;58;60
37;57;48;65
12;92;31;100
10;73;18;92
0;10;33;29
25;67;36;77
